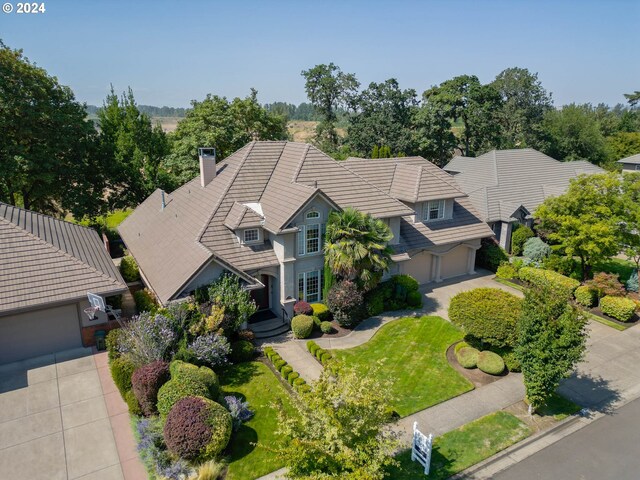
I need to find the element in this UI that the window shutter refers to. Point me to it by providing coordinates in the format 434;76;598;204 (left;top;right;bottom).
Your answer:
298;225;305;255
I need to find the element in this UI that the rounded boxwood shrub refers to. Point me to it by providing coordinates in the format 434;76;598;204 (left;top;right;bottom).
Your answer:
293;378;306;388
291;315;314;339
131;360;170;416
293;301;314;316
163;396;232;461
169;361;219;399
310;303;331;321
307;340;319;356
600;295;637;322
288;372;299;385
448;288;522;348
476;238;508;272
229;340;255;363
477;351;505;375
407;290;423;308
364;290;385;317
455;347;479;369
110;355;136;397
496;262;518;280
157;377;210;418
320;352;332;364
274;359;287;370
315;348;326;360
510;225;534;256
574;285;597;308
281;365;293;378
454;341;470;354
320;321;334;334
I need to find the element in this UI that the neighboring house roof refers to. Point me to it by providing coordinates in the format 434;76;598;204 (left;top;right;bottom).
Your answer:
618;153;640;165
443;149;605;222
0;203;127;316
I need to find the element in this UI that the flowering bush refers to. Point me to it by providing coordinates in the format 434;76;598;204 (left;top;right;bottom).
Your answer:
326;280;364;328
293;301;313;316
136;417;191;480
117;313;177;367
223;395;254;431
131;360;170;416
187;333;231;368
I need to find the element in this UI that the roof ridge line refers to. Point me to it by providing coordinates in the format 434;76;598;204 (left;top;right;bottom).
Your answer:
421;163;467;196
257;142;289;203
413;165;422;203
293;143;311;183
197;141;257;243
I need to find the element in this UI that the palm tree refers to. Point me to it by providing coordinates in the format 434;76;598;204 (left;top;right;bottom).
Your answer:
324;207;393;290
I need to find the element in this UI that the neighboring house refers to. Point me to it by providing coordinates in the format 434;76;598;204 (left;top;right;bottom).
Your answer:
618;153;640;173
0;203;127;364
443;149;605;252
119;142;493;326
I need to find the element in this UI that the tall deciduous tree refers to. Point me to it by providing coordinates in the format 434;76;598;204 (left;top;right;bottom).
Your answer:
0;41;101;217
619;172;640;270
347;78;417;156
516;284;588;413
162;89;287;187
422;75;503;157
412;100;458;166
301;63;359;152
535;173;621;279
271;365;399;479
492;67;553;149
324;207;393;290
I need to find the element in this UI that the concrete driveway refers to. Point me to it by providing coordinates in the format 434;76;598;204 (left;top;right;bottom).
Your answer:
0;347;146;480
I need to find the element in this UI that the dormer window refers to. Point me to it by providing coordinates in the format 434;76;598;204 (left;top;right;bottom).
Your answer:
424;200;445;222
243;228;260;244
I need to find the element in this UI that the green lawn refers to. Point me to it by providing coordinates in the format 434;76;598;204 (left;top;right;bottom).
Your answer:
332;316;473;417
593;258;637;283
387;411;531;479
494;277;526;292
221;361;296;480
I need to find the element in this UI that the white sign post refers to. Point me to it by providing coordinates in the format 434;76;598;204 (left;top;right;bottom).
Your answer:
411;421;433;475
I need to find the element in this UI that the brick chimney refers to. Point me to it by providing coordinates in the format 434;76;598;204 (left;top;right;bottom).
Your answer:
199;148;217;187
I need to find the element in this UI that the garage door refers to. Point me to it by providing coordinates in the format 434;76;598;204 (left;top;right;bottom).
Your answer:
0;303;82;364
441;245;469;280
401;251;432;284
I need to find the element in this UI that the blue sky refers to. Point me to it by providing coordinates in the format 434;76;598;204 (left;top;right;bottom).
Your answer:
1;0;638;108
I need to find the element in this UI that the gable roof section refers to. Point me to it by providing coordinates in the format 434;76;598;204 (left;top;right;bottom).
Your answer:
224;202;264;230
443;149;605;222
618;153;640;165
0;203;126;315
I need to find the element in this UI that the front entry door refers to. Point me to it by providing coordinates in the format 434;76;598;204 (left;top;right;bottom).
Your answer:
250;274;270;311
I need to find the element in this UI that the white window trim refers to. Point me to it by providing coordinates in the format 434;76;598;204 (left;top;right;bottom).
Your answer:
297;210;325;256
242;228;260;244
424;199;445;222
297;269;324;303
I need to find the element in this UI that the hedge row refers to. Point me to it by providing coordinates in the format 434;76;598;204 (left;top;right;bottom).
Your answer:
306;340;334;367
519;267;580;298
263;347;311;394
600;295;637;322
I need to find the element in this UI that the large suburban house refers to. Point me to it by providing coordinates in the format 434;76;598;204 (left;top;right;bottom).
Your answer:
119;141;493;324
618;153;640;173
443;148;604;252
0;203;128;363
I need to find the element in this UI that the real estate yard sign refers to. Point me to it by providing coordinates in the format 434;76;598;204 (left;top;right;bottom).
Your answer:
411;421;433;475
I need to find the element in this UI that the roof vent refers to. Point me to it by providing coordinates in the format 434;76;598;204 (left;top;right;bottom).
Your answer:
199;147;217;187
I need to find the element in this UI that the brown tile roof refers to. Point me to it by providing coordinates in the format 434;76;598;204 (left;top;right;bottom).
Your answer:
224;202;264;230
0;203;127;315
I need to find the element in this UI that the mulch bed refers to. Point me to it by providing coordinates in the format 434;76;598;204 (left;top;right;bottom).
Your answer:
446;342;509;388
589;307;639;328
308;320;351;339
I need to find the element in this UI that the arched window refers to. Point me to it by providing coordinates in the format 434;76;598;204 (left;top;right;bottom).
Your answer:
306;210;320;221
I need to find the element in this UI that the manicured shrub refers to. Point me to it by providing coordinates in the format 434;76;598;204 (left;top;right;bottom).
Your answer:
320;321;334;334
454;341;470;354
310;303;331;321
133;288;158;314
502;350;521;372
627;270;639;293
600;296;637;322
293;378;306;388
320;352;332;364
119;254;140;282
574;285;597;308
263;346;275;359
157;378;210;418
518;267;580;298
163;396;232;461
110;355;136;397
131;360;170;416
510;225;534;256
587;272;626;298
496;262;518;280
477;351;505;375
124;389;142;416
281;365;293;378
523;237;552;263
274;359;287;370
307;340;319;356
407;290;423;308
106;328;124;361
288;372;299;385
448;288;523;348
169;361;219;399
326;280;365;328
223;395;254;431
311;315;322;329
476;238;508;272
291;315;314;338
293;301;314;316
229;340;255;363
315;348;326;360
455;347;479;369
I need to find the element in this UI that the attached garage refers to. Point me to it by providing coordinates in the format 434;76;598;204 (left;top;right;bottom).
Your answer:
401;251;432;284
0;304;83;364
441;245;470;280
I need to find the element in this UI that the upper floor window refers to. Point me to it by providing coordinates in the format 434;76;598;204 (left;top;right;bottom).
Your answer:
306;210;320;220
298;209;324;256
243;228;259;243
424;200;445;222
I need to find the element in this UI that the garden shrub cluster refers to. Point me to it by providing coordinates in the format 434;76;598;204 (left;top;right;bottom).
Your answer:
163;396;232;461
574;285;597;308
455;347;479;369
293;301;313;316
136;417;191;479
510;225;534;256
448;288;522;348
119;254;140;282
263;346;311;394
363;274;422;318
518;267;580;298
477;351;505;375
476;238;508;272
132;360;170;416
133;288;158;314
600;296;637;322
310;303;331;321
291;314;314;338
